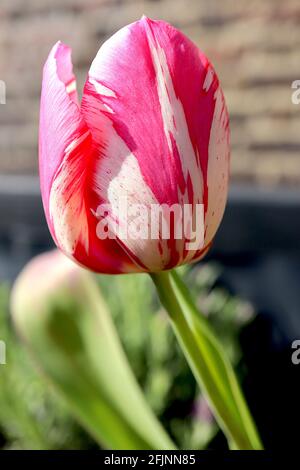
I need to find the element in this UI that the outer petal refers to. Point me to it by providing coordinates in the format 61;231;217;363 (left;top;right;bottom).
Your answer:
39;41;83;226
39;42;142;274
81;17;230;271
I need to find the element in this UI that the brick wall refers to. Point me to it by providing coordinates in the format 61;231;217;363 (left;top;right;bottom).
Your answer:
0;0;299;186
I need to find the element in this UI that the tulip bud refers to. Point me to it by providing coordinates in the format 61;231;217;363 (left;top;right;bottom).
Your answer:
10;250;174;450
39;17;229;274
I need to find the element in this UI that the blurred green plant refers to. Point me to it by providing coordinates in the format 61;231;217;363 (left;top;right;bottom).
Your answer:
0;261;254;450
10;251;174;450
0;283;94;450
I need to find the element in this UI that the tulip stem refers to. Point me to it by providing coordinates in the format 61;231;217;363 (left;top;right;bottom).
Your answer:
150;269;263;450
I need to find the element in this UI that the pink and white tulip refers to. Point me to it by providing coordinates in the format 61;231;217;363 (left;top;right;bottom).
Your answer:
39;17;230;274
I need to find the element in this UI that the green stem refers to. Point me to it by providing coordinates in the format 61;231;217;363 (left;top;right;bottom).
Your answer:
150;269;263;450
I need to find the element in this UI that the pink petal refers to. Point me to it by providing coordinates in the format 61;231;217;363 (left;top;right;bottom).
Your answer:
39;41;86;229
39;42;142;274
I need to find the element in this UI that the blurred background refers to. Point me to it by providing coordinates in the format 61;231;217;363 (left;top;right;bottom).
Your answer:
0;0;300;450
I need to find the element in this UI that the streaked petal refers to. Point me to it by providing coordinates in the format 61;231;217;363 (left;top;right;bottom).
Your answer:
204;87;230;244
39;42;142;274
39;41;88;240
81;17;229;269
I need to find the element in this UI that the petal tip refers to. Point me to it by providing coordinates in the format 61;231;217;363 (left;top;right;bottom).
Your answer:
140;15;155;26
54;41;72;58
49;40;70;57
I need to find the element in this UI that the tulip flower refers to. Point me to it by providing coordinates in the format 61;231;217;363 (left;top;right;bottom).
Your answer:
39;17;262;450
39;16;229;274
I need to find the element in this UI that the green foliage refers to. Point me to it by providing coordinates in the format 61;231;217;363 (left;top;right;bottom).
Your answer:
97;265;254;449
0;263;254;449
0;284;95;449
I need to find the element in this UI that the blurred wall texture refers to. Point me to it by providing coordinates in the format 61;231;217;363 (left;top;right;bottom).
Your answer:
0;0;299;186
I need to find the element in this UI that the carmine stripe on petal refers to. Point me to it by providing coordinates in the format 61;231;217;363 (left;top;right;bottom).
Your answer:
145;19;230;261
49;130;91;255
82;20;182;210
82;81;170;271
143;18;203;209
143;18;211;266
